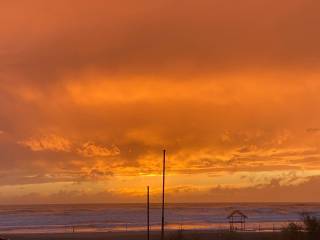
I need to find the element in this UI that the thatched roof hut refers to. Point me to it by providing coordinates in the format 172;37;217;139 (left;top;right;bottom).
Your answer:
227;210;248;231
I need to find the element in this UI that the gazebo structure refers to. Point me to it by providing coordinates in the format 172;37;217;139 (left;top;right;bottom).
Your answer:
227;210;248;232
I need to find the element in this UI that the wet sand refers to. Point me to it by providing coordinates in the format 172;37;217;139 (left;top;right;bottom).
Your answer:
1;230;285;240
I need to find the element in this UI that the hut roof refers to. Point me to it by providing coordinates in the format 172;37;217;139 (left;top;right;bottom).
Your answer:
227;210;248;219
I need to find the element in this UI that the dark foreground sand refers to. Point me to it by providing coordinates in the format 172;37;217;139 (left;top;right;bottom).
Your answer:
1;231;286;240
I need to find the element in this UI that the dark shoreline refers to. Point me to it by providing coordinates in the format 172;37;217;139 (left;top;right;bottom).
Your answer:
1;230;287;240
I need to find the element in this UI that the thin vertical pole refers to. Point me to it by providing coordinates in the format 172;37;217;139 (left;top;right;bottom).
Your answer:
147;186;150;240
161;149;166;240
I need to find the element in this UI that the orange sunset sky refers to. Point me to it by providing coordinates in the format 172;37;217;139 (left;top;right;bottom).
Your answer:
1;0;320;204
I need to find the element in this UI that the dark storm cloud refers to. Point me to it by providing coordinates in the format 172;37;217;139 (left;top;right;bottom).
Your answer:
1;0;320;84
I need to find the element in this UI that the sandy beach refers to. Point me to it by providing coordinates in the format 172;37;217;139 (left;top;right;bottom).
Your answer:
0;230;286;240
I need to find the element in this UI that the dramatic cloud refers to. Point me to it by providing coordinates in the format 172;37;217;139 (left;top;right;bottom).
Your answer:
0;0;320;202
19;134;72;152
2;175;320;204
77;142;120;158
306;128;320;134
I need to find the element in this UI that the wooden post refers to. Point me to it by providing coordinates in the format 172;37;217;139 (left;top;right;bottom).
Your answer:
147;186;150;240
161;149;166;240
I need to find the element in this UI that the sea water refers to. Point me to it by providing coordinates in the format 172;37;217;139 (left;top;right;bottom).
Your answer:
0;203;319;233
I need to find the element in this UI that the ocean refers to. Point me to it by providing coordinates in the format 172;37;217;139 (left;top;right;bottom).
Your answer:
0;203;319;234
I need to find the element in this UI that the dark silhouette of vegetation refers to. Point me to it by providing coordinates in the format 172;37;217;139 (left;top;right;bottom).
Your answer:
282;222;303;240
302;214;320;240
282;214;320;240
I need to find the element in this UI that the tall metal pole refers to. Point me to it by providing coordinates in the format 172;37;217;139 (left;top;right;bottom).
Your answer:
147;186;150;240
161;149;166;240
